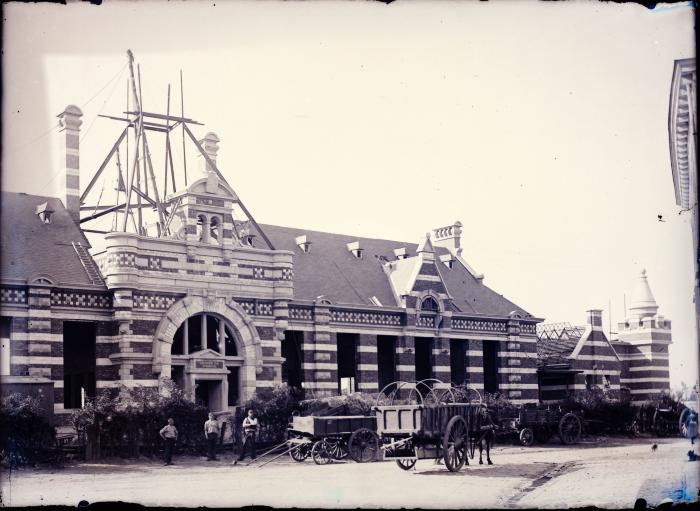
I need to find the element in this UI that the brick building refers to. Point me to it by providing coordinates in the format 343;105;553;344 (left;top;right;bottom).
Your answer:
0;105;543;424
537;271;672;402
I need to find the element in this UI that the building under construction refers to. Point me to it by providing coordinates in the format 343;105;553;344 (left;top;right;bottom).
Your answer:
0;53;671;422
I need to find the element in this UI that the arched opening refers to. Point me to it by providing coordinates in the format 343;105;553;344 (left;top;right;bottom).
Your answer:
171;312;238;355
420;296;439;311
196;214;208;242
209;216;221;243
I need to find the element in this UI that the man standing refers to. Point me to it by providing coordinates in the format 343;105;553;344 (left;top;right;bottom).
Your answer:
233;409;259;465
204;412;221;461
159;417;178;466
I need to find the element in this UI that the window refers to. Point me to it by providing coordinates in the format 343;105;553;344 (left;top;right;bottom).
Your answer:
63;322;96;409
209;216;220;242
196;214;207;242
171;313;237;356
421;297;439;312
282;331;304;394
1;317;11;376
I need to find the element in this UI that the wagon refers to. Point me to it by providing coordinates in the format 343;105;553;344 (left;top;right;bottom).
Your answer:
497;404;582;446
285;414;378;465
367;380;488;472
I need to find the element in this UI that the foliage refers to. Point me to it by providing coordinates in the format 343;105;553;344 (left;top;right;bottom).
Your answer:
69;378;209;459
561;389;637;435
0;393;56;467
241;384;302;444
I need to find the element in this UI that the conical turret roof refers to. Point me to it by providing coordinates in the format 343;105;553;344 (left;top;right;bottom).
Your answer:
628;269;659;319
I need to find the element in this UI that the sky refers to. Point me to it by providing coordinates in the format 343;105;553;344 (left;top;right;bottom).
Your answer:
2;1;697;388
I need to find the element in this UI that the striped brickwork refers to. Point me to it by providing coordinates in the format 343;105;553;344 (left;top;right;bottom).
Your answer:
356;334;379;393
57;105;82;224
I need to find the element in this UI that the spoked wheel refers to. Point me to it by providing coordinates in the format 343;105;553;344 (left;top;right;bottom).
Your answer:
519;427;535;447
348;428;379;463
442;416;468;472
311;440;332;465
558;413;582;445
289;441;311;462
396;459;417;471
324;438;348;460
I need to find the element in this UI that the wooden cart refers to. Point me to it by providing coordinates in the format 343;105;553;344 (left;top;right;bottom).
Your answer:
497;404;582;446
369;380;486;472
286;415;378;465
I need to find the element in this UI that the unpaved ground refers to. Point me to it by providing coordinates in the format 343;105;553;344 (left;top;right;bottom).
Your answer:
1;437;697;508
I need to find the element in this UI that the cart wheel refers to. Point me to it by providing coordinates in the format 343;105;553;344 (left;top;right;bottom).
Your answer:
348;428;379;463
519;428;535;447
442;416;468;472
396;459;417;471
289;442;310;462
558;413;582;444
311;440;332;465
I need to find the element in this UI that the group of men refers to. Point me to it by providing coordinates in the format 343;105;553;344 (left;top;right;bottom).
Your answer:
158;409;259;466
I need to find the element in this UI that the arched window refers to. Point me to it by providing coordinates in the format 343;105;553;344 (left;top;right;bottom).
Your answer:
210;216;221;243
171;313;238;356
196;214;208;242
421;297;439;312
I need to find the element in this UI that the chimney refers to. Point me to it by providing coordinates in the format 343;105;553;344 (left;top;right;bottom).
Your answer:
199;132;220;177
432;221;463;257
586;309;604;329
57;105;83;224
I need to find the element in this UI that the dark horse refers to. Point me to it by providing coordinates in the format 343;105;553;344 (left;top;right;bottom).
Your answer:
467;405;497;465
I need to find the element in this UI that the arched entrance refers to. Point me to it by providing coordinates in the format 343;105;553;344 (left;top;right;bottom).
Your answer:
152;295;262;410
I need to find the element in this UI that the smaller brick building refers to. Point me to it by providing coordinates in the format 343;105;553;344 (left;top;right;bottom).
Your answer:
537;271;672;402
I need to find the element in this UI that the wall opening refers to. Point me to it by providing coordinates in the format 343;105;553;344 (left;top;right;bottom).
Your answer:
63;321;96;409
483;341;499;394
0;317;10;376
227;367;240;406
414;337;433;382
171;313;238;355
337;333;358;395
377;335;397;392
450;339;468;385
195;380;221;410
281;330;304;395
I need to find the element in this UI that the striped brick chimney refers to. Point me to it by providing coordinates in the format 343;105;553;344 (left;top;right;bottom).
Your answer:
57;105;83;224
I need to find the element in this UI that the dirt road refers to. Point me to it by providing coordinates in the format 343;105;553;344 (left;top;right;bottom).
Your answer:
1;437;697;508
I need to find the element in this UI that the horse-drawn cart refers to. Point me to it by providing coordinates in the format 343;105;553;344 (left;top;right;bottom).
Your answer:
369;380;494;472
496;404;582;446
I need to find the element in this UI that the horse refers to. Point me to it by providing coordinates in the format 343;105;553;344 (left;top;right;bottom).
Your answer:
467;405;497;465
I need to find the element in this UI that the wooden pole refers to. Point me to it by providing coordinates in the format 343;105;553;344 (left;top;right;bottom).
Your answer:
180;69;188;186
164;84;171;196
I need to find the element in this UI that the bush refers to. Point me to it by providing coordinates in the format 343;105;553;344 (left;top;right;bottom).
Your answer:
0;393;56;467
561;389;637;435
69;379;209;459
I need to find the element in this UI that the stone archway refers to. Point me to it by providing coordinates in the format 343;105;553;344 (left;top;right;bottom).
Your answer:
152;295;262;402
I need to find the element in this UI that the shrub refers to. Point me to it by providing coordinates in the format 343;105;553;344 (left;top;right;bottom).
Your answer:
69;379;209;459
0;393;56;467
561;389;637;435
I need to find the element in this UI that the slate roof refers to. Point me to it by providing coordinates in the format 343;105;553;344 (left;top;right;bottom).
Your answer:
253;223;530;316
0;191;103;288
536;323;585;365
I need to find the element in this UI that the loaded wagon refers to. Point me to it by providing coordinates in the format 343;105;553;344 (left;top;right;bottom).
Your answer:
366;379;492;472
495;404;582;446
286;414;378;464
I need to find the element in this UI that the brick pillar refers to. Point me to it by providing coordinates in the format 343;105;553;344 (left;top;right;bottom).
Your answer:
302;303;337;397
57;105;83;224
356;334;378;393
396;335;415;382
433;337;451;384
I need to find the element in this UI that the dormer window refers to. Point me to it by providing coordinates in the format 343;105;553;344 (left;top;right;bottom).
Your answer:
295;235;312;253
243;234;256;246
393;247;409;260
36;202;55;224
439;254;456;269
347;241;363;259
421;296;439;311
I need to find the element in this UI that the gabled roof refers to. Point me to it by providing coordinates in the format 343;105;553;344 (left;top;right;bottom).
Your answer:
253;223;530;316
1;191;104;288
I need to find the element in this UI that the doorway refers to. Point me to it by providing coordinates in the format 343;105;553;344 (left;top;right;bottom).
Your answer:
377;335;397;392
414;337;433;382
450;339;468;385
337;333;358;395
63;321;96;409
483;341;499;394
195;380;222;411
